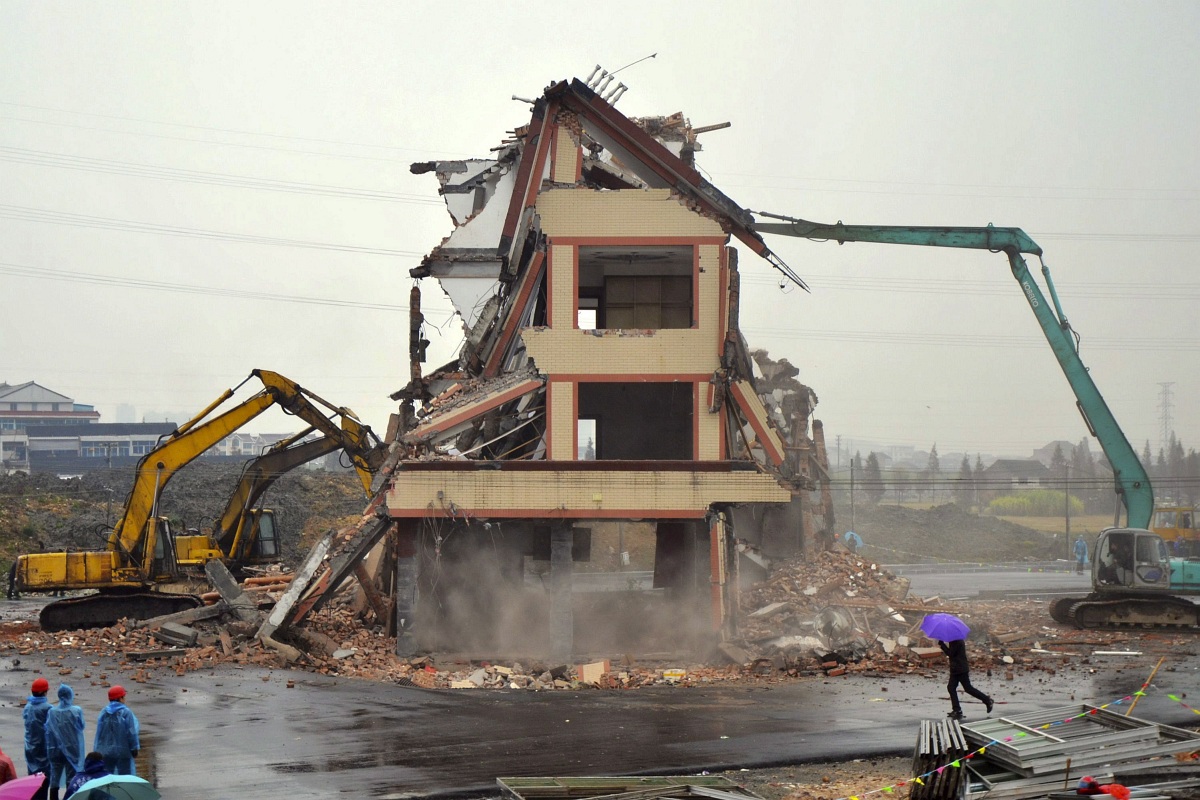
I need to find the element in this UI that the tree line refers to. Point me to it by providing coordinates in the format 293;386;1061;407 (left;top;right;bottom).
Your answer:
844;433;1200;512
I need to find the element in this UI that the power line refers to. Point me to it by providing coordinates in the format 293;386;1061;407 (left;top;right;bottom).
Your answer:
0;203;422;257
739;324;1200;352
0;261;439;313
0;98;472;157
713;168;1200;201
0;144;443;204
0;112;442;165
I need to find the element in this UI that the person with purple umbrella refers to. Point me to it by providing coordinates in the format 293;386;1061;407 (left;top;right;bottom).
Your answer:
939;637;993;720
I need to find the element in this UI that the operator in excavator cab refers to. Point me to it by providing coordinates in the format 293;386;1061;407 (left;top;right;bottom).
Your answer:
1099;535;1134;586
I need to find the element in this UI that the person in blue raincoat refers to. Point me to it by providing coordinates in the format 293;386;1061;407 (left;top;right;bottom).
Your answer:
93;687;139;776
24;677;52;777
46;684;85;800
843;531;863;554
64;752;109;799
1073;535;1089;574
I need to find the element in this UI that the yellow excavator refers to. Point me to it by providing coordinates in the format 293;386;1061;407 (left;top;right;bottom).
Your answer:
14;369;385;631
175;407;385;572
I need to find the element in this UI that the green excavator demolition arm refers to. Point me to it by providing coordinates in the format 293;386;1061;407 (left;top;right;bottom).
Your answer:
751;212;1154;529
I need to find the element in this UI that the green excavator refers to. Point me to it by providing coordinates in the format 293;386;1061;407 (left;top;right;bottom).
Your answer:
752;213;1195;629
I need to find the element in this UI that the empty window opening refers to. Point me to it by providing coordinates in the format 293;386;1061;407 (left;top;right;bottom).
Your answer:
577;246;693;330
577;382;692;460
577;297;598;330
577;418;597;460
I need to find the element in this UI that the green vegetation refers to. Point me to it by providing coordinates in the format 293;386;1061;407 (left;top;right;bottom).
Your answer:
988;489;1083;517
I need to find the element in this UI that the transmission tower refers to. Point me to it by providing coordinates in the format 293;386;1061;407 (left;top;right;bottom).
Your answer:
1157;382;1175;455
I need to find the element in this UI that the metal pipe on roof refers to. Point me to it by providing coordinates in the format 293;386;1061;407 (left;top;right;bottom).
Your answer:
602;82;626;102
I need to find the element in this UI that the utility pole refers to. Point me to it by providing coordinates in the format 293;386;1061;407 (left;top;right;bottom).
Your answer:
835;435;842;469
1064;464;1071;560
850;460;856;531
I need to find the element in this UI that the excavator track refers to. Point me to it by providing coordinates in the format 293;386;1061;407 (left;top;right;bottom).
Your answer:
1049;596;1083;624
39;592;203;632
1054;594;1200;630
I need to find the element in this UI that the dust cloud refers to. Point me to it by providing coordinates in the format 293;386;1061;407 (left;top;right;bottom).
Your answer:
412;521;718;660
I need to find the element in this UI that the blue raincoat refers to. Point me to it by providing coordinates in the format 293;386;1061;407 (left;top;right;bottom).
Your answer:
46;684;85;790
93;701;139;776
22;693;51;775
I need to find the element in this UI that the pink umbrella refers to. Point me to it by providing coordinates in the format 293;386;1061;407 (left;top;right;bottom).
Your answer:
0;775;46;800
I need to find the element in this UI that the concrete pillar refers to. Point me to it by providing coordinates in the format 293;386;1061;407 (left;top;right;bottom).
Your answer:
548;524;574;663
394;523;418;657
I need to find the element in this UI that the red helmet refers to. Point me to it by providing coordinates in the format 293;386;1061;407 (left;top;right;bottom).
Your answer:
31;678;49;694
107;686;126;701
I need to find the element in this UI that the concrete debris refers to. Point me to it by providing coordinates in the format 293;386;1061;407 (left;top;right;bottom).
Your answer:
151;623;198;648
0;539;1177;693
575;659;610;685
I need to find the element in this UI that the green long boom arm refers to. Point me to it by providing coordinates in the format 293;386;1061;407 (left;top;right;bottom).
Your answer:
752;212;1154;528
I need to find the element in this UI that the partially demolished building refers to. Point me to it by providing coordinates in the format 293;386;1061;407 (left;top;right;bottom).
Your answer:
386;77;834;658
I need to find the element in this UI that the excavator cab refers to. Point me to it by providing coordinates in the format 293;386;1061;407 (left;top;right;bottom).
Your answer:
236;508;280;563
125;516;182;583
1094;529;1170;592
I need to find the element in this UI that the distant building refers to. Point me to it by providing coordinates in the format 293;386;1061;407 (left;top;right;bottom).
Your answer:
0;381;100;431
1032;440;1076;468
27;422;177;475
982;458;1050;488
205;432;293;457
1;431;29;475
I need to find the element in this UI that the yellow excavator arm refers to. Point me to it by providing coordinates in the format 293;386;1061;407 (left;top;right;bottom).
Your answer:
182;409;385;567
110;371;290;578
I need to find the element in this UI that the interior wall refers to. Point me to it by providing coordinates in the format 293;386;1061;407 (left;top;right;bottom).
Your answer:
577;382;693;460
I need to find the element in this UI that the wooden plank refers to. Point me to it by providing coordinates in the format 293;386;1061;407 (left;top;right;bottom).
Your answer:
353;561;390;623
218;626;234;657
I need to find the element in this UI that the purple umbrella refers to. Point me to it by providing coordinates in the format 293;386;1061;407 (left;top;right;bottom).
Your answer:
921;612;970;641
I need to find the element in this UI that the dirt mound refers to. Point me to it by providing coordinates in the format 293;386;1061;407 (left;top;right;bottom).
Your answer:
843;502;1060;564
0;465;366;568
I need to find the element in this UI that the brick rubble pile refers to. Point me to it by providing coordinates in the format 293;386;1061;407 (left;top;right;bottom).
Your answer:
0;550;1171;691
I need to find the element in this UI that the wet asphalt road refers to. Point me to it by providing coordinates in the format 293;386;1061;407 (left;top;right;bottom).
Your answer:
1;566;1196;800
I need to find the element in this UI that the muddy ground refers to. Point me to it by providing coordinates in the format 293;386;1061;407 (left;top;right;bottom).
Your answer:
725;758;913;800
0;472;1178;799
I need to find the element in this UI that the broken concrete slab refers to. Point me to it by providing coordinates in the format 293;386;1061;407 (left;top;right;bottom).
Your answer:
127;647;187;661
747;601;788;619
717;641;755;665
204;559;259;624
152;622;199;648
129;600;229;629
258;529;334;642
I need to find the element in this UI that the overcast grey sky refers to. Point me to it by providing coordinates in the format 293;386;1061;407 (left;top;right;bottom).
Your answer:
2;1;1197;462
